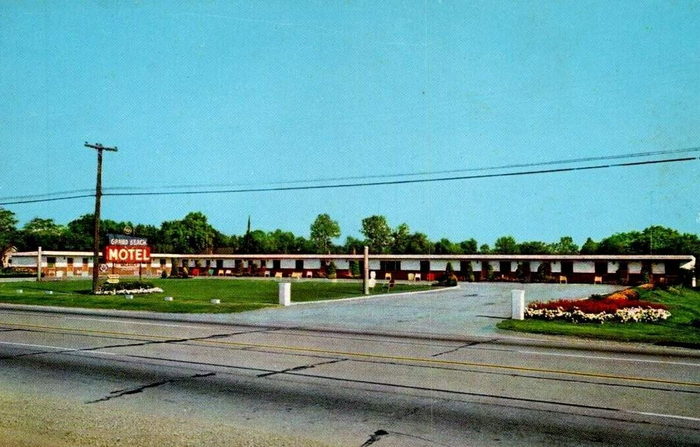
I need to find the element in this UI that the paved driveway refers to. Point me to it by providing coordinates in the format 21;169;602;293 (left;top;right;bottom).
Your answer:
218;282;622;339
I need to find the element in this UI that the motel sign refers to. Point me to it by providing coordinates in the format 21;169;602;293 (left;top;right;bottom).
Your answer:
105;234;150;264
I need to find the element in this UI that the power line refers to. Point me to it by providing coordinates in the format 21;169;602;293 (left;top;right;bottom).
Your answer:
0;194;95;206
205;146;700;186
1;146;698;202
103;157;698;196
1;156;695;206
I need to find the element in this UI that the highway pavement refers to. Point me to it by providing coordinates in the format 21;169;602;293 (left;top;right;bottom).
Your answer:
0;308;698;446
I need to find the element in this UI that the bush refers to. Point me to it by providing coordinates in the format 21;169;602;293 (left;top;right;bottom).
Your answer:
98;281;156;292
486;264;496;281
528;298;667;313
435;263;458;287
462;261;474;282
327;261;337;280
350;261;360;278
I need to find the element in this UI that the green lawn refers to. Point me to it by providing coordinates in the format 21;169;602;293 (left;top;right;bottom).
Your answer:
0;278;432;314
497;286;700;348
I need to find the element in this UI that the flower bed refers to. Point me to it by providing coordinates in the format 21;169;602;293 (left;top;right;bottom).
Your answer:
525;287;670;324
95;281;164;295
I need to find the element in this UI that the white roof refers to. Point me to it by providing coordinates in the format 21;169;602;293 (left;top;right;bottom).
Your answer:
10;250;695;263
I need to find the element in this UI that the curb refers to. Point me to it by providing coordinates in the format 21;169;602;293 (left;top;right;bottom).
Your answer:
1;303;698;358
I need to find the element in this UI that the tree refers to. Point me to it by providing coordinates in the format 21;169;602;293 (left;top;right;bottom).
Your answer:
293;235;315;254
494;236;518;254
133;224;163;250
391;223;411;254
161;212;216;254
597;231;638;254
459;238;478;254
343;236;365;254
239;230;269;253
551;236;579;255
360;215;392;253
518;240;551;255
0;208;18;268
434;238;460;254
63;214;95;250
405;232;432;254
580;237;599;255
19;218;65;250
268;229;297;254
309;214;341;254
479;243;491;254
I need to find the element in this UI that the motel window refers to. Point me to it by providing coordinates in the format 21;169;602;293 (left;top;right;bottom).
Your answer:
260;260;266;268
561;261;574;275
665;261;680;275
380;261;401;272
82;258;89;266
595;262;607;275
47;257;56;267
216;260;224;269
295;260;304;270
160;259;166;267
459;261;471;273
499;261;511;273
617;261;628;273
67;257;73;266
420;261;430;272
273;260;281;270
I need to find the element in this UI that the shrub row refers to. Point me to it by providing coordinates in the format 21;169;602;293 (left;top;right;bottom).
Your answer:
528;298;667;314
525;306;671;323
96;281;163;295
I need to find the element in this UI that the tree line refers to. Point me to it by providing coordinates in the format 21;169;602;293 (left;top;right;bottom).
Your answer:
1;207;699;264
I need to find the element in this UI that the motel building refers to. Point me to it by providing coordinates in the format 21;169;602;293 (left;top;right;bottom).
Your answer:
7;250;696;286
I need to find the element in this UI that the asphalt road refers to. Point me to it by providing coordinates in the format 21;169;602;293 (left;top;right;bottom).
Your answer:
0;309;698;446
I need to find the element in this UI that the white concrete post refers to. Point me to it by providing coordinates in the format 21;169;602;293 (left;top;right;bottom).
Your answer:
511;289;525;320
692;276;697;288
279;282;291;306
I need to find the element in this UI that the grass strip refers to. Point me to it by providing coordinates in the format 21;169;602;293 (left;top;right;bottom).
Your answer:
497;286;700;348
0;278;432;314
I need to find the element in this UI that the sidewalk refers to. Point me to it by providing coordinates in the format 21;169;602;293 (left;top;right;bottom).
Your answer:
2;282;698;357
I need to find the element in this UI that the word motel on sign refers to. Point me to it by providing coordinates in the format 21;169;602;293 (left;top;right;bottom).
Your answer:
105;246;151;263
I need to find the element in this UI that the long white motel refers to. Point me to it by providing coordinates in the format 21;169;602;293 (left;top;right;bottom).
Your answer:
7;250;696;285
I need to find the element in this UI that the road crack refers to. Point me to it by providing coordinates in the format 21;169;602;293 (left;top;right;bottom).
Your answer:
0;331;253;361
431;340;494;357
360;429;389;446
360;429;455;446
257;358;347;378
86;372;215;404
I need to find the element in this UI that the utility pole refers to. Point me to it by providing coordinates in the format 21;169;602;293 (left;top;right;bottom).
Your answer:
85;142;118;294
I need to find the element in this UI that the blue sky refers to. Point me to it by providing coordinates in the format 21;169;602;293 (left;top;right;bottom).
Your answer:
1;1;699;246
